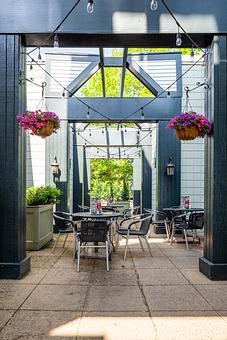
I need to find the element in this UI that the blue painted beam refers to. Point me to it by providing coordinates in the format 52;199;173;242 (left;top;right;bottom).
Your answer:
0;0;227;35
46;97;181;122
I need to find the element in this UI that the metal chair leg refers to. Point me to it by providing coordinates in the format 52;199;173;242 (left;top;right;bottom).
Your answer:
138;236;145;251
165;220;170;240
77;240;81;272
170;223;175;245
145;237;152;257
106;240;109;271
63;233;69;248
123;231;130;261
183;229;189;251
115;233;120;251
52;232;60;253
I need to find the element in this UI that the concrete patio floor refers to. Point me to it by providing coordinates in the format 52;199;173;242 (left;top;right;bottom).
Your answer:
1;233;227;340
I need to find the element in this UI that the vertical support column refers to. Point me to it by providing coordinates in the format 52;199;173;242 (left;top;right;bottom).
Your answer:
133;157;142;207
73;133;83;212
157;122;181;210
142;146;152;209
0;35;30;278
199;35;227;280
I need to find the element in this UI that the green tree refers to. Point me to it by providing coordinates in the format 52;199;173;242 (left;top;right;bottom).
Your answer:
90;159;133;201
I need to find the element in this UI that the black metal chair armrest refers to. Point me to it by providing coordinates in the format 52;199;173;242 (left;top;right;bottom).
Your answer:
127;214;151;230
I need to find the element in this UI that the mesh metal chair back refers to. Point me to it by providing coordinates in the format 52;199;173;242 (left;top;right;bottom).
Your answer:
53;211;72;231
188;211;204;230
79;220;109;243
139;214;152;234
133;206;141;215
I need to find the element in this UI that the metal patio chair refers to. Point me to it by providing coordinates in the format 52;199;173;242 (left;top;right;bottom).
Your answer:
52;211;75;252
144;208;171;240
75;219;111;271
170;211;204;250
116;213;152;260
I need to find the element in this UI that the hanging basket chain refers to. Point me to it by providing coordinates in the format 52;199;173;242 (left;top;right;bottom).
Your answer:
35;82;47;111
184;86;193;112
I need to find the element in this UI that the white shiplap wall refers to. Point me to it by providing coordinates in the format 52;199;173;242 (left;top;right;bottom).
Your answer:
181;57;205;209
137;59;177;92
26;61;46;188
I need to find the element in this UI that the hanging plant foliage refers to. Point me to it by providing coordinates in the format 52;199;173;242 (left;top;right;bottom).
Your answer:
16;110;60;138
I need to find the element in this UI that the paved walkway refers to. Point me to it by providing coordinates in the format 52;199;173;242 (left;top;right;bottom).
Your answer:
1;233;227;339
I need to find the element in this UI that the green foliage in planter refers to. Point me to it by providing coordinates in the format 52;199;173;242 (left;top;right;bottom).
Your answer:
26;186;61;206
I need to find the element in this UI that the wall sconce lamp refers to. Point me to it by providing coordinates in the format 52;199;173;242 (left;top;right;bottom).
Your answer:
166;157;175;176
51;156;60;181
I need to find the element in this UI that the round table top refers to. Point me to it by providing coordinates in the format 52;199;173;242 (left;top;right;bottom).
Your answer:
72;212;122;219
163;207;204;212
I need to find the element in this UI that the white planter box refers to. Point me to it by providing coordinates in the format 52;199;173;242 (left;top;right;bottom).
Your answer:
26;204;53;250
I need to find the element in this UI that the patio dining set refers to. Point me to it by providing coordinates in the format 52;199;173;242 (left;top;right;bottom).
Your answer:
52;205;204;272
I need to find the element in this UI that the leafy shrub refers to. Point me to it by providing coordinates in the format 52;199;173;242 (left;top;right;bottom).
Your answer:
26;186;61;206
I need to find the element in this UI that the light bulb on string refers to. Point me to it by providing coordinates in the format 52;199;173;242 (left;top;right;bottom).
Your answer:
125;127;127;133
102;127;104;134
190;45;195;61
62;89;66;97
87;0;94;13
150;0;158;11
141;107;144;120
29;62;34;79
87;107;90;118
176;25;182;47
89;130;92;137
53;33;59;48
38;48;42;60
97;149;99;154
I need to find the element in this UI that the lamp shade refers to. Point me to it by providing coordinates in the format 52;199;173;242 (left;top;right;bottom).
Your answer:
51;156;59;176
166;158;175;176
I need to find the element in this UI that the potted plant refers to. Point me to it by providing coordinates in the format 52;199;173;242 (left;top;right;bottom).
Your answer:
166;112;211;140
16;110;60;138
26;186;61;250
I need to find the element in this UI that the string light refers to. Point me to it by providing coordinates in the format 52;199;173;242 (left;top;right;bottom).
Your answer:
89;130;92;137
190;45;195;61
87;107;90;118
62;89;66;97
141;107;144;120
150;0;158;11
38;48;42;60
176;25;182;47
53;34;59;48
125;127;127;133
87;0;94;13
102;127;104;134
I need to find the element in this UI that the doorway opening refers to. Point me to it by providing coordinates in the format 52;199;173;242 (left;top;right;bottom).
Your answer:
90;158;133;207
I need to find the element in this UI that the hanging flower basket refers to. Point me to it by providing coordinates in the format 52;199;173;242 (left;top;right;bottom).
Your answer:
17;110;60;138
176;126;199;140
166;112;211;141
33;120;55;138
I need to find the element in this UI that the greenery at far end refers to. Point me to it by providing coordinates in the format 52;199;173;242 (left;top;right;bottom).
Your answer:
90;159;133;201
26;186;61;206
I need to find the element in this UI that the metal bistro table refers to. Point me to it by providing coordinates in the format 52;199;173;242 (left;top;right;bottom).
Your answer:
72;212;122;220
72;211;122;252
163;207;204;219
